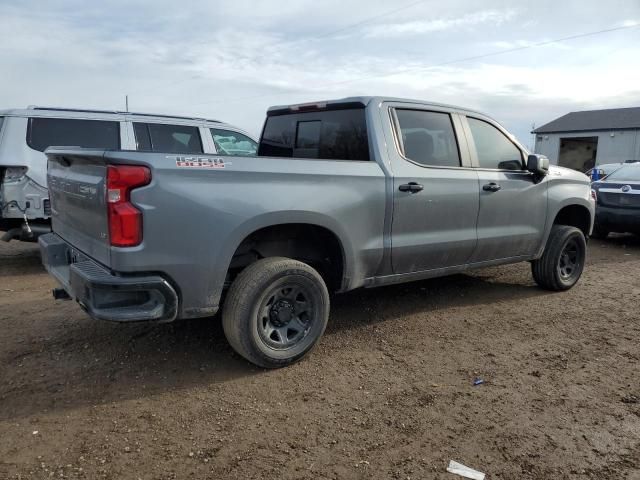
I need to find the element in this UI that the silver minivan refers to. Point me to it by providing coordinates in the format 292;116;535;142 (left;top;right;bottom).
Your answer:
0;107;257;241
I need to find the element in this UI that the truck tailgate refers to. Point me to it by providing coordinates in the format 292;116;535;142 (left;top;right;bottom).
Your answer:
46;148;111;266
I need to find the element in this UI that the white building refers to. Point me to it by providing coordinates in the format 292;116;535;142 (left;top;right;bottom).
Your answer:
533;107;640;171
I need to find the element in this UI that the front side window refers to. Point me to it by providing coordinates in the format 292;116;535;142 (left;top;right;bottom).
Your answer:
395;109;460;167
259;108;370;161
27;118;120;152
133;122;203;154
211;128;257;156
467;117;523;170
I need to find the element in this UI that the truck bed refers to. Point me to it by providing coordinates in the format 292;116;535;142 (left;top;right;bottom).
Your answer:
45;147;387;318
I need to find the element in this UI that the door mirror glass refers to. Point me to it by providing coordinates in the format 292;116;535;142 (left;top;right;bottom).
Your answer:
527;154;549;176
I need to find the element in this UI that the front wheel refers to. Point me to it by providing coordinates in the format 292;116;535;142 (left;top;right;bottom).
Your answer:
222;257;330;368
532;225;587;291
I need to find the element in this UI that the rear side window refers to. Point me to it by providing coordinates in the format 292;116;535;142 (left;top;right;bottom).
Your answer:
467;117;523;170
27;118;120;152
211;128;257;156
395;109;460;167
259;108;370;161
133;122;203;154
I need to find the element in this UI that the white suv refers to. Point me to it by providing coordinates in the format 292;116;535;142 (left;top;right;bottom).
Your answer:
0;107;257;241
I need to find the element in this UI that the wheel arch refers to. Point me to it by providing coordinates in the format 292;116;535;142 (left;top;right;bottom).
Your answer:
534;196;594;259
552;203;593;237
215;212;355;299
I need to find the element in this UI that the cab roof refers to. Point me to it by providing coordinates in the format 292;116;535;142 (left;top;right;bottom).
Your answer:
267;96;489;118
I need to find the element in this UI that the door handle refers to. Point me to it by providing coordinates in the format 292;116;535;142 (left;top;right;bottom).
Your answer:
399;182;424;193
482;182;501;192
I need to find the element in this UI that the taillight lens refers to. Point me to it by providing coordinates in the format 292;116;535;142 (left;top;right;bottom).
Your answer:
106;165;151;247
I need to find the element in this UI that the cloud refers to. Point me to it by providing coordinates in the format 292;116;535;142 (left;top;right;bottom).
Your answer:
363;9;518;37
487;39;572;51
0;0;638;144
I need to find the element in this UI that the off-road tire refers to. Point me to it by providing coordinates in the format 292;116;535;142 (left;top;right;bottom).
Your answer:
532;225;586;291
222;257;329;368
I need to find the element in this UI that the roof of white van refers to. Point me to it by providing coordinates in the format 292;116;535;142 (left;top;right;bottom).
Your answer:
0;106;230;126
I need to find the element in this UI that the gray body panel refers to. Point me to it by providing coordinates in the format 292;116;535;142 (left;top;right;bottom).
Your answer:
471;170;547;262
42;97;595;320
47;151;111;265
47;148;387;317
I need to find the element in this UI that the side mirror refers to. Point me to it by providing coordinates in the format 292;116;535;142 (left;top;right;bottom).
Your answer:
527;154;549;177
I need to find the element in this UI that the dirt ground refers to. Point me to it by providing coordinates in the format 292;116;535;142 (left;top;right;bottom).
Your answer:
0;237;639;480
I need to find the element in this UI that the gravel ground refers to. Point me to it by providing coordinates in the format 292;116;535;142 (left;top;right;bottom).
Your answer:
0;236;639;479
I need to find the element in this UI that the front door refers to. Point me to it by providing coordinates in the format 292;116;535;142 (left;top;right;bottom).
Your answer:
463;116;548;262
389;107;480;273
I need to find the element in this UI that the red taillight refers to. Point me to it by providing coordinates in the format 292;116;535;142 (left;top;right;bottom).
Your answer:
106;165;151;247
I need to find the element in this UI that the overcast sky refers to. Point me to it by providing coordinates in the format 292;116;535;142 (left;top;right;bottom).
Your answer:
1;0;639;147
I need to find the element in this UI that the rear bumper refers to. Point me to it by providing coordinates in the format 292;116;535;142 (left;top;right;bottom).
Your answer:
595;205;640;232
39;233;178;323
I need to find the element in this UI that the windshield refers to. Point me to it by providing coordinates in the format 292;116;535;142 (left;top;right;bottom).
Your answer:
605;166;640;182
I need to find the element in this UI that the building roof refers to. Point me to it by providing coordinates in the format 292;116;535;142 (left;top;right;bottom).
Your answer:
534;107;640;134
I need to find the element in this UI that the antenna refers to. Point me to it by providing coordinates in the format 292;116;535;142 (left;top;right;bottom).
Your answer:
125;95;129;112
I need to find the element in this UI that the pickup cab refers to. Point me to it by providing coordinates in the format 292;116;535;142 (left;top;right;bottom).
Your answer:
39;97;595;368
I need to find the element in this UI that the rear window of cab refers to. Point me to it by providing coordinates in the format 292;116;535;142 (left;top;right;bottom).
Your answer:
259;108;370;161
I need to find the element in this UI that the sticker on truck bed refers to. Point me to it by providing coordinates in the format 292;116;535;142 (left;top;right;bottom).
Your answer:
170;156;230;169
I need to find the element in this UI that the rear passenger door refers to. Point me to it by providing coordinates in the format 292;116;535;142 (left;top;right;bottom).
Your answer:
387;106;480;273
463;116;547;262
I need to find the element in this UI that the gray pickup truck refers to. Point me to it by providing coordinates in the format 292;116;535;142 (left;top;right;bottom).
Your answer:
39;97;595;368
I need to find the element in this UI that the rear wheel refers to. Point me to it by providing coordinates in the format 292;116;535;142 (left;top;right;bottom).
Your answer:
532;225;586;291
222;257;329;368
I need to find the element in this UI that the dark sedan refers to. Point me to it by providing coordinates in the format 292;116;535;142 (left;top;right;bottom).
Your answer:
591;164;640;238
